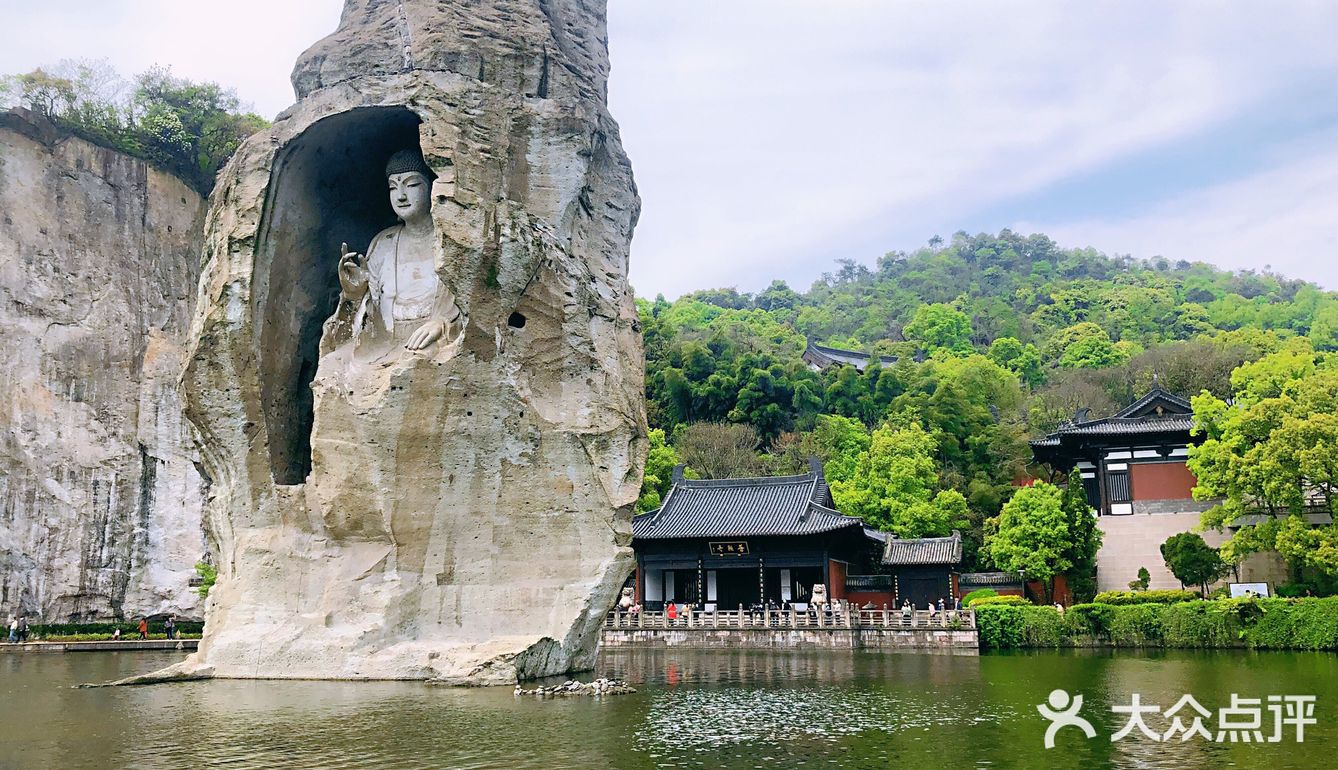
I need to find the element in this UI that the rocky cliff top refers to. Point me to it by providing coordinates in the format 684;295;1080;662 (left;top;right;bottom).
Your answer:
291;0;612;105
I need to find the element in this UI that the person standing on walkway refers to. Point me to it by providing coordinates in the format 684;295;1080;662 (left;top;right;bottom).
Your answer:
164;615;176;640
137;618;149;640
7;616;16;643
16;617;28;642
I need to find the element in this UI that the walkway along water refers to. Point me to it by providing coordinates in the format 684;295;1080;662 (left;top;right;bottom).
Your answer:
0;640;198;654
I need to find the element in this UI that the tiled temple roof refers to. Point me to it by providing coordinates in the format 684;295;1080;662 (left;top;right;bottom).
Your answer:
1030;388;1196;462
802;340;900;373
881;530;963;566
633;471;870;540
1114;387;1193;419
1049;415;1195;437
958;571;1024;586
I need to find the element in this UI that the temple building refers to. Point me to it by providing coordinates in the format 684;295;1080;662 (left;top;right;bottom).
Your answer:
631;462;889;610
802;340;899;373
1031;387;1286;592
1030;387;1200;516
881;531;964;608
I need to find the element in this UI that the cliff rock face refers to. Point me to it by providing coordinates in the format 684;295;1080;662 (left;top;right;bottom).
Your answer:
0;110;207;621
170;0;644;684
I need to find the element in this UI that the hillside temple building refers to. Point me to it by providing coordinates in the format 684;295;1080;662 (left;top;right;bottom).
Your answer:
1031;387;1288;592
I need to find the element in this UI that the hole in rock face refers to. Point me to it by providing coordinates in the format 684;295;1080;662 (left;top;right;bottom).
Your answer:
507;311;527;329
255;106;425;485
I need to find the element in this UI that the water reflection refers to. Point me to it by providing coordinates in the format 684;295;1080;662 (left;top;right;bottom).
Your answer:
0;649;1332;769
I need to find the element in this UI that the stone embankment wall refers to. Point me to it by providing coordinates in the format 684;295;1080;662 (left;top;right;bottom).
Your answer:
601;628;979;651
0;109;207;622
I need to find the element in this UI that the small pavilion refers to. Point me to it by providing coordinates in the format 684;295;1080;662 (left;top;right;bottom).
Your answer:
631;461;887;611
881;531;964;608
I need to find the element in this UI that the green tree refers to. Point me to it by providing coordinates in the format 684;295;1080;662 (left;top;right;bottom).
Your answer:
194;562;217;599
1061;471;1102;602
811;415;870;484
2;61;266;195
637;429;682;512
918;354;1028;488
132;66;268;193
1129;567;1151;591
985;482;1071;602
903;303;972;353
756;280;801;312
828;419;968;537
1159;533;1229;594
987;336;1045;388
1053;323;1129;369
1190;354;1338;570
5;68;76;116
1273;515;1338;581
674;422;761;480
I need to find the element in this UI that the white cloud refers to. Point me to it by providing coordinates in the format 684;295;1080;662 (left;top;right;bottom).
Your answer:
608;0;1338;296
1017;137;1338;286
1;1;1335;296
0;1;341;116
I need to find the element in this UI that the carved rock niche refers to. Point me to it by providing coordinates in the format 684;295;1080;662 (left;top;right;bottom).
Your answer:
160;0;645;685
258;106;424;485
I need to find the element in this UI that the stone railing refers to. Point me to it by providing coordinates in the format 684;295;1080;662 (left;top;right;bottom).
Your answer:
604;606;975;631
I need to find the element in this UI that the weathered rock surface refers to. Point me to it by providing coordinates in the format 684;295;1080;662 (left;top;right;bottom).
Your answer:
513;677;635;697
168;0;644;684
0;109;207;621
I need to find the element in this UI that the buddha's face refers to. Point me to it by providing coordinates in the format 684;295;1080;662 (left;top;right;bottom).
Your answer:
388;171;431;222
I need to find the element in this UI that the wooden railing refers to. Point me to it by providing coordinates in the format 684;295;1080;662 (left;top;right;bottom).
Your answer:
604;606;975;631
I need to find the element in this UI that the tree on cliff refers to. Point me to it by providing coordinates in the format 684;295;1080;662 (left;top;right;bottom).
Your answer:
131;66;269;194
636;429;684;513
1;59;266;194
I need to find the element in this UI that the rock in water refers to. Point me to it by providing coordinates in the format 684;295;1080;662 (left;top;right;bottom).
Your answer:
171;0;643;685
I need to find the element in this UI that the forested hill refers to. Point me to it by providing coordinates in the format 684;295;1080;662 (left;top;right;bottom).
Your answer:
636;230;1338;569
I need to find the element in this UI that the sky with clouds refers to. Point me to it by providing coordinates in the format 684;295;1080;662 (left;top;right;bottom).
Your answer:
2;1;1335;298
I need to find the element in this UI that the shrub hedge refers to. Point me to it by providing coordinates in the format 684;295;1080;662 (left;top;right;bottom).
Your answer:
961;588;998;607
29;632;202;642
976;597;1338;651
26;621;204;640
1090;589;1200;605
968;594;1029;607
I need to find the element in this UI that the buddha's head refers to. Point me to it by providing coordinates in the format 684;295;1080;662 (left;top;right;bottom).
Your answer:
384;149;435;223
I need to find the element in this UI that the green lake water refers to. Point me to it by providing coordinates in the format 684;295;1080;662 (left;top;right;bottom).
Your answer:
0;648;1333;769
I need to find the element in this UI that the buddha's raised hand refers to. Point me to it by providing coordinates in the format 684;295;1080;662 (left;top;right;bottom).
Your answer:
337;241;369;300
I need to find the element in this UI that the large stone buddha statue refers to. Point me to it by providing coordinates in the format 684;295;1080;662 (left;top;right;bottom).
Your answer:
321;149;462;362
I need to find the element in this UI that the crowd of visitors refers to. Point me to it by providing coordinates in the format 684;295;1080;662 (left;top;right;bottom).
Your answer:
4;613;183;643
